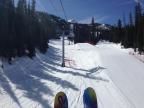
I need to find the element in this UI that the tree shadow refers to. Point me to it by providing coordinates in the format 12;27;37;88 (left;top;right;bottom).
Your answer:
35;46;109;83
38;60;109;83
87;66;107;75
3;64;53;108
1;45;78;108
0;44;108;108
64;66;108;82
0;69;22;108
18;63;79;91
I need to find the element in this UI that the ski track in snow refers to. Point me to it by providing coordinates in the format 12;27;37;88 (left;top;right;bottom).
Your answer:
0;39;144;108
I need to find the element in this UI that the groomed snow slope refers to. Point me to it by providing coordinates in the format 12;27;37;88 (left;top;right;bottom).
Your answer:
0;40;144;108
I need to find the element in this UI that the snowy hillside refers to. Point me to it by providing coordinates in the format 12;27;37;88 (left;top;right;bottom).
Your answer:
0;39;144;108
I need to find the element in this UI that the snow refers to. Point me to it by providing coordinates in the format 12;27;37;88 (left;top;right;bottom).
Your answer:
97;24;110;30
128;49;144;63
0;39;144;108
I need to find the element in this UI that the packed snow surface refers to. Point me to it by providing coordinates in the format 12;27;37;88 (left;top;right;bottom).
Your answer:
0;40;144;108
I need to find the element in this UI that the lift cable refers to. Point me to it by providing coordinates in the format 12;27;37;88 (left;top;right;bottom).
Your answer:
59;0;68;21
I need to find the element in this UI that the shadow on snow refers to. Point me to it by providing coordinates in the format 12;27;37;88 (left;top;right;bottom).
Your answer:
0;44;108;108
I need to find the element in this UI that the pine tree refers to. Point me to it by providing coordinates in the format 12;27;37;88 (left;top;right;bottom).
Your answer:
129;12;134;47
15;0;28;56
31;0;36;15
0;0;65;62
122;13;127;47
0;1;9;57
26;0;36;58
91;17;96;44
135;2;143;53
117;19;122;43
129;12;133;26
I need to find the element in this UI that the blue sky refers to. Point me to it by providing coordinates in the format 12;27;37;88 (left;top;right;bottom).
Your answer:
36;0;141;24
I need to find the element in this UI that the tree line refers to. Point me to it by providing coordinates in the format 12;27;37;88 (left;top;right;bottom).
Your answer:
0;0;68;63
107;2;144;54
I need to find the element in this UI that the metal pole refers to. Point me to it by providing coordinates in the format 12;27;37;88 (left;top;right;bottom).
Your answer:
62;32;65;67
59;0;67;67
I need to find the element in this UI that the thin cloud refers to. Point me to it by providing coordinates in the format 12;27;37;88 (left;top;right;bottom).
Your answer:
79;16;110;24
119;0;134;6
134;0;140;3
118;0;143;6
96;16;110;23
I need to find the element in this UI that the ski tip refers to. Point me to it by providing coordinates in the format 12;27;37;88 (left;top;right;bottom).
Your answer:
54;92;68;108
83;87;98;108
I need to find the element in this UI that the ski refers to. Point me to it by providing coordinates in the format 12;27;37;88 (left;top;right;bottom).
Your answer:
54;92;68;108
83;87;98;108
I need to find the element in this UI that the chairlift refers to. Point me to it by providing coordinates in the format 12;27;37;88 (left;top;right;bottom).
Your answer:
64;30;70;36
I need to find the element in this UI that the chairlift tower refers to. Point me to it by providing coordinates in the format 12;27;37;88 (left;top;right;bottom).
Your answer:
62;31;65;67
59;0;68;67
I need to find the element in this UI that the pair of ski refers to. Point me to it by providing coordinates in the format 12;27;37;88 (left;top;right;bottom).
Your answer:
54;87;98;108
